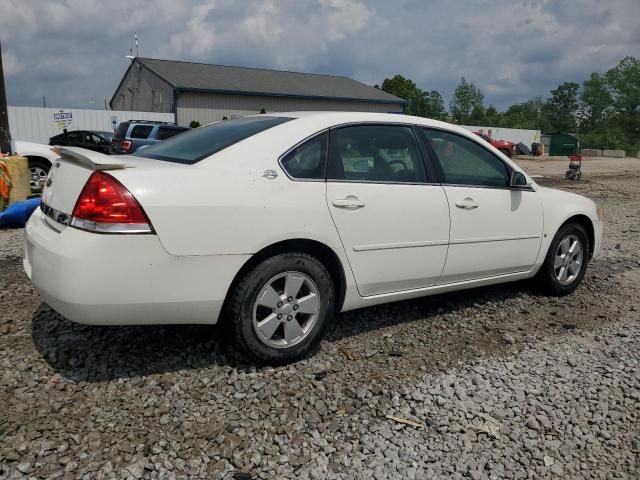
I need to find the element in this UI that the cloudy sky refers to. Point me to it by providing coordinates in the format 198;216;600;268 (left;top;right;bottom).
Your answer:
1;0;639;110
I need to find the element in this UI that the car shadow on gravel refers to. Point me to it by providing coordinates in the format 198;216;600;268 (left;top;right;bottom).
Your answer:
31;279;543;383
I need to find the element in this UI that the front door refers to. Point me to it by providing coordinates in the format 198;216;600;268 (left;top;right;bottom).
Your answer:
420;128;543;283
326;124;450;296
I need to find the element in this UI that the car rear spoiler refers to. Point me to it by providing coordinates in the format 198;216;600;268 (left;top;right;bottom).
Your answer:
52;146;128;170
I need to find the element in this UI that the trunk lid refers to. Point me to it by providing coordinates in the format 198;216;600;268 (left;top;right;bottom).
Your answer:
41;147;128;215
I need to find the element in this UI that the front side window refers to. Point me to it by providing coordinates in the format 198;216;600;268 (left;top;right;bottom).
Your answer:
280;133;327;180
422;129;509;187
328;125;426;183
134;116;292;164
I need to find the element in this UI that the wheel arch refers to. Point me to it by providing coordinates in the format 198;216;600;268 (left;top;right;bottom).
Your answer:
24;155;52;167
220;238;348;321
559;214;595;259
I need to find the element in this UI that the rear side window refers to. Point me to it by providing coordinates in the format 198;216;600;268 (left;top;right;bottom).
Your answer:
157;126;188;141
280;133;327;180
134;116;292;164
328;125;426;183
130;125;153;139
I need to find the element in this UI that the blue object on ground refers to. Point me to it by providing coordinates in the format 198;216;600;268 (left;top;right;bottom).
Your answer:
0;197;41;228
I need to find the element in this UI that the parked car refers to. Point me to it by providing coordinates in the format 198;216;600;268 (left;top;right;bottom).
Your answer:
474;131;515;158
25;112;603;363
49;130;114;155
13;140;60;193
111;120;189;154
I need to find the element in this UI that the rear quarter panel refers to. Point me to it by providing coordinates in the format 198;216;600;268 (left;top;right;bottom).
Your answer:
110;119;345;258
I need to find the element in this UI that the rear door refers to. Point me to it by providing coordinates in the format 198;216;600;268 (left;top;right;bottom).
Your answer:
420;128;543;283
326;124;450;296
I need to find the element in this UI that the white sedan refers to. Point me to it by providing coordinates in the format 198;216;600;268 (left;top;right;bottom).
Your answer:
24;112;603;363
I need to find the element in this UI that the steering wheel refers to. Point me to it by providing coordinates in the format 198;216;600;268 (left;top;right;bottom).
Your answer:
386;159;407;171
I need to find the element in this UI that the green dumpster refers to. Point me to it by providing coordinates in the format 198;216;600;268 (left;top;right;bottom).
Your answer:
549;133;578;156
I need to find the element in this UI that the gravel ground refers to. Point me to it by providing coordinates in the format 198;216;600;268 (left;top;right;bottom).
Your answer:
1;169;639;479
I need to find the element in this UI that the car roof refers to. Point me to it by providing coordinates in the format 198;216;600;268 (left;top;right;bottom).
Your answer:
259;111;477;138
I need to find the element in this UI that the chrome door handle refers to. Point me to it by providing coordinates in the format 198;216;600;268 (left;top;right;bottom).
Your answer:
455;198;479;210
332;196;365;209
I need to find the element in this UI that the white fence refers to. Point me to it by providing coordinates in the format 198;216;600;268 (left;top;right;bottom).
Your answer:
461;125;541;146
8;106;174;144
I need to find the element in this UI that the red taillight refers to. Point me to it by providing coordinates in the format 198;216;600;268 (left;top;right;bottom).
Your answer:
71;171;152;233
121;139;132;151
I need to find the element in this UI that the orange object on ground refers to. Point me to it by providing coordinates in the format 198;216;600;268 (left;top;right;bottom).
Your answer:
0;160;12;211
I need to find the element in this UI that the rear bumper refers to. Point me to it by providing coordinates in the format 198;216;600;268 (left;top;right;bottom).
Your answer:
24;209;249;325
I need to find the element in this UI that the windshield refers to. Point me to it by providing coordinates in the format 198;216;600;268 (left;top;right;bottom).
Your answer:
134;116;292;164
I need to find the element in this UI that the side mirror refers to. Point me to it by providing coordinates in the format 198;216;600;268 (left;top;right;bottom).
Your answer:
510;171;529;188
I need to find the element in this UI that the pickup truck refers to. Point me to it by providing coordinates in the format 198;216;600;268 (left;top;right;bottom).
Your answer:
474;132;515;158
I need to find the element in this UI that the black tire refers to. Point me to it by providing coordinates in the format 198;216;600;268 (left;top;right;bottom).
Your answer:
536;223;590;296
27;158;51;194
227;252;335;364
499;149;512;158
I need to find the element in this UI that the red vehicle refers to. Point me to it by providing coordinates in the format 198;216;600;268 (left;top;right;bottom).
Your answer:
474;132;515;158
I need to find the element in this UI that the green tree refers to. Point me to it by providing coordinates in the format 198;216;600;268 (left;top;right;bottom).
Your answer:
605;56;640;117
449;77;484;124
381;75;424;116
605;56;640;153
381;75;447;120
422;90;448;120
484;105;502;126
501;97;550;131
579;73;611;132
468;105;486;125
546;82;579;132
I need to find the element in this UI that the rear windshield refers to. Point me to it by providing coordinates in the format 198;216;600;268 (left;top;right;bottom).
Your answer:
115;122;129;138
134;116;292;164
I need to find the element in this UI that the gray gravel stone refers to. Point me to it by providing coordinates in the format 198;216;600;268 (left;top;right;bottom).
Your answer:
2;173;640;479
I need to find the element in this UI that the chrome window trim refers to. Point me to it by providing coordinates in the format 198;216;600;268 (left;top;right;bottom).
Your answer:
327;179;441;187
277;129;330;182
440;182;536;192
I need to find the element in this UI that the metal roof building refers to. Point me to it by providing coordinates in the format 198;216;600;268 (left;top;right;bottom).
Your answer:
110;58;406;125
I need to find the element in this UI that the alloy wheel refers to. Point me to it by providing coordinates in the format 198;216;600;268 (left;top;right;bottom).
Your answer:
252;271;320;349
554;234;583;285
29;166;48;191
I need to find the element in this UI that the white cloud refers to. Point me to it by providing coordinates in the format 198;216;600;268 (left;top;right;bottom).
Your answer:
2;50;23;76
1;0;639;109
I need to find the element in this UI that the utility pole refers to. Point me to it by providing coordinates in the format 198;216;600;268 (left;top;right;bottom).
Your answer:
0;39;12;154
